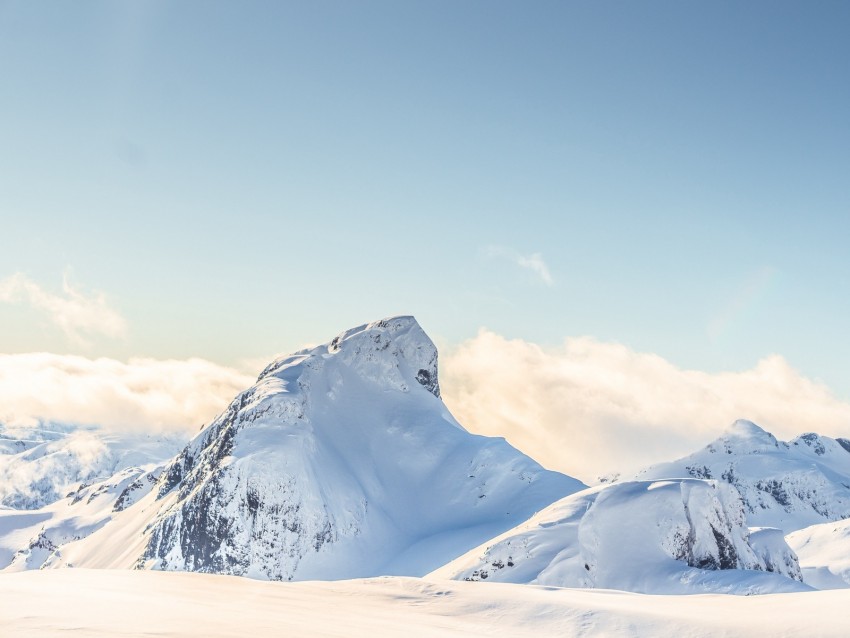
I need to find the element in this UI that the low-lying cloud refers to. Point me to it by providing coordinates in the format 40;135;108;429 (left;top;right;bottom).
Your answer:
440;330;850;482
3;332;850;483
0;353;254;434
0;272;127;345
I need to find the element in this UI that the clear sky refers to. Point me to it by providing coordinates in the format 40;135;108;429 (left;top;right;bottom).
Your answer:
2;1;850;398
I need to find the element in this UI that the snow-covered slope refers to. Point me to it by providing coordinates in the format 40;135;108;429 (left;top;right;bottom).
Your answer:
0;421;182;509
0;465;164;571
51;316;583;580
786;518;850;589
4;569;847;638
0;423;183;571
634;419;850;531
432;478;806;594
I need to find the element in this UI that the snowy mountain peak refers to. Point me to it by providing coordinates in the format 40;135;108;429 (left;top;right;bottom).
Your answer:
258;315;440;398
726;418;769;437
790;432;847;457
81;316;586;581
708;419;782;454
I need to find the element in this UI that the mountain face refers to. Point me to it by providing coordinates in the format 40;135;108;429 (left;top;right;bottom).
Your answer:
116;316;584;580
634;420;850;532
432;478;807;595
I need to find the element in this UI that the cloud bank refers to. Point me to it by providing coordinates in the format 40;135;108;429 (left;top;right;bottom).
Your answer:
0;272;127;344
0;353;254;434
440;330;850;481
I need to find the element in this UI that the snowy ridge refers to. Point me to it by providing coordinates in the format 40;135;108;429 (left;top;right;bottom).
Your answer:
635;419;850;531
432;478;806;594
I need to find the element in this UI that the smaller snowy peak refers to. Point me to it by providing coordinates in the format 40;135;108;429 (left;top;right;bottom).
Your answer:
789;432;850;458
637;420;850;531
725;419;771;438
707;419;782;455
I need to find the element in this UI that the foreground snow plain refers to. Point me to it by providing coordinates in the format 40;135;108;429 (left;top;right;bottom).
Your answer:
1;569;848;638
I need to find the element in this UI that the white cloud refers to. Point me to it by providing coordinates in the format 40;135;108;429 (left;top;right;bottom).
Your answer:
0;353;255;434
440;330;850;482
707;265;776;342
0;272;127;345
485;246;554;286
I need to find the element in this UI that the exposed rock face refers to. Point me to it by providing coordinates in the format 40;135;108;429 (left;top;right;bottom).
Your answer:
139;316;583;581
432;479;806;595
636;420;850;531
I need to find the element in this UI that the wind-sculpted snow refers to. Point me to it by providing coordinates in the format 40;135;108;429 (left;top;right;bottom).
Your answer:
635;420;850;531
4;570;850;638
115;316;584;580
432;479;807;594
786;518;850;589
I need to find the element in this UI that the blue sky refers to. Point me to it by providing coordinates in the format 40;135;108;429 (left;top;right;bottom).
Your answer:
2;1;850;397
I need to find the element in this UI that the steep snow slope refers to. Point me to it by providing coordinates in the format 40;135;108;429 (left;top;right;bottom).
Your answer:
3;570;848;638
53;316;583;580
635;419;850;531
432;479;806;594
786;518;850;589
0;421;184;509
